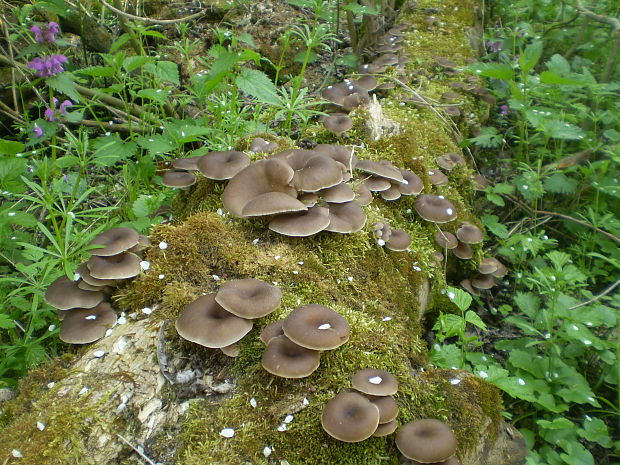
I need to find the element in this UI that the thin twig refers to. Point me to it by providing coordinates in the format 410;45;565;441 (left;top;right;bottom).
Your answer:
116;434;159;465
537;209;620;244
575;0;620;31
100;0;209;24
569;277;620;309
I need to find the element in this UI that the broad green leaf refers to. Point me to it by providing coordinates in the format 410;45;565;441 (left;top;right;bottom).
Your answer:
144;61;180;85
446;286;472;311
136;134;176;156
433;313;466;339
540;71;588;86
0;140;25;156
541;120;585;140
467;62;515;80
46;72;81;102
137;88;170;104
293;50;318;64
235;69;281;106
514;292;539;316
557;440;595;465
465;311;487;330
54;155;80;169
92;134;138;166
543;172;578;194
0;313;15;329
579;416;612;447
123;55;152;73
429;343;463;369
0;158;29;193
110;33;131;53
343;2;380;15
77;66;116;77
519;41;543;73
481;214;509;239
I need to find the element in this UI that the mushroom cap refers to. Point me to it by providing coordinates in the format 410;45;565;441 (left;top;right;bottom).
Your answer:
321;83;351;106
380;184;402;201
59;302;117;344
172;156;202;171
222;158;296;217
260;320;285;345
298;192;319;207
241;192;307;217
434;230;458;249
441;91;461;102
399;170;424;195
76;280;109;292
363;176;392;192
472;173;490;190
175;294;253;348
282;304;350;350
215;278;282;319
368;395;399;424
262;335;320;378
354;182;373;206
162;170;196;188
404;456;461;465
427;169;449;186
432;251;445;266
291;153;344;192
471;274;496;290
352;368;399;396
269;205;331;237
478;257;501;274
87;227;139;256
128;235;151;254
356;160;404;183
197;150;250;180
456;222;484;244
444;106;461;117
354;75;378;91
323;113;354;135
436;153;465;171
373;419;398;437
491;261;508;278
321;391;380;442
326;201;367;233
76;263;117;287
415;195;457;223
452;241;473;259
249;137;279;154
460;279;480;296
395;419;457;463
385;229;411;251
220;342;241;357
319;183;355;203
314;144;358;170
87;252;141;280
45;276;104;311
373;53;399;67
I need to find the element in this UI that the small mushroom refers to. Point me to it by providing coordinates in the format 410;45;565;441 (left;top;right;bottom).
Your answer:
321;391;380;442
427;169;449;186
241;192;307;217
395;419;457;463
436;153;465;171
249;137;279;154
452;241;473;260
415;195;457;223
460;279;480;296
59;302;117;344
471;173;490;190
385;229;411;252
351;368;399;396
45;276;104;311
87;252;141;280
434;230;458;249
197;151;250;180
471;274;496;290
215;278;282;319
260;320;285;345
87;227;139;256
456;222;483;244
356;160;404;183
172;157;202;171
478;257;501;274
373;419;398;437
326;201;367;233
398;170;424;195
282;304;350;350
262;335;320;378
323;113;354;136
269;205;331;237
319;183;355;203
368;395;399;424
162;170;196;188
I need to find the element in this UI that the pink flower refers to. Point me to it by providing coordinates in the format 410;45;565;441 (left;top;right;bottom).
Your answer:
28;54;68;77
44;98;73;121
32;123;43;138
30;22;60;43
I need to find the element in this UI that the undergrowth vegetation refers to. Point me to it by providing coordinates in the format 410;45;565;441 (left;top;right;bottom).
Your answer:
0;0;618;464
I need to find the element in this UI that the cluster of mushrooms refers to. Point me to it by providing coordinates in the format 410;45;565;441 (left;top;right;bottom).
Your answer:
44;227;148;344
175;278;282;357
373;221;411;252
260;304;350;378
321;368;399;442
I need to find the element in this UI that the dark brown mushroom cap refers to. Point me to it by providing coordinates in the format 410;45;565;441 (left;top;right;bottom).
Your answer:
415;195;457;223
249;137;279;154
162;170;196;188
128;235;151;255
478;257;501;274
197;150;250;180
262;335;320;378
292;153;344;192
452;241;473;259
472;173;490;190
435;57;457;68
314;144;358;170
436;152;466;171
356;160;404;183
215;278;282;319
222;158;296;217
373;419;398;437
45;276;104;311
220;342;241;357
76;280;109;292
434;230;458;249
76;263;117;287
363;176;392;192
354;182;373;206
491;261;509;278
352;368;399;396
432;251;445;266
456;222;484;244
395;419;457;463
321;391;380;442
323;114;354;135
376;82;396;91
441;91;461;102
427;169;449;186
87;252;141;280
319;183;355;203
358;62;387;74
380;184;402;201
176;294;253;348
59;302;117;344
460;279;480;296
373;53;399;67
172;156;201;171
326;201;367;233
282;304;350;350
269;205;330;237
444;106;461;117
354;75;378;91
404;456;461;465
260;320;285;345
368;395;399;424
471;274;497;290
241;192;307;217
321;83;351;105
399;170;424;195
385;229;411;252
87;227;139;256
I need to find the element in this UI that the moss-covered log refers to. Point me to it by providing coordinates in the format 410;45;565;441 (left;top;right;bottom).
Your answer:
0;0;527;463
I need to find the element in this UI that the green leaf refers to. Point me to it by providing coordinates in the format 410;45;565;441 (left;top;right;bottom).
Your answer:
110;33;132;53
579;416;612;447
123;55;152;73
343;2;380;15
45;72;81;102
0;313;16;329
481;214;509;239
132;193;165;218
429;343;463;369
540;71;588;86
77;66;116;77
542;120;585;140
54;155;80;169
235;68;280;106
136;134;176;156
446;286;472;311
519;41;543;73
543;172;578;194
144;61;180;85
466;62;515;80
91;134;138;166
432;313;466;339
557;440;595;465
0;158;28;193
468;126;504;148
137;88;170;104
0;139;25;156
293;50;319;64
514;292;540;316
465;311;487;330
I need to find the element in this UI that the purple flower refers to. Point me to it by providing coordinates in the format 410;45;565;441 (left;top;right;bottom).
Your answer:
499;104;509;116
44;107;56;121
485;40;502;53
30;22;59;43
32;123;43;138
28;54;68;77
44;98;73;121
59;100;72;114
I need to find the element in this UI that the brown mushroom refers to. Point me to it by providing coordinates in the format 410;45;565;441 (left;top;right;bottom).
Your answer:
269;205;331;237
321;391;380;442
197;151;250;180
162;170;196;188
351;368;399;396
87;252;141;280
415;195;457;223
262;335;320;378
59;302;117;344
215;278;282;319
45;276;104;311
282;304;350;350
87;227;139;256
395;419;457;463
456;222;484;244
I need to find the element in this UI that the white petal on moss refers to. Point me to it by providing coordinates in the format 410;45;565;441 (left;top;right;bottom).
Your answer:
93;350;105;358
12;449;23;458
250;398;257;408
158;241;168;250
263;446;272;457
37;421;46;431
284;415;294;424
450;378;461;385
139;260;150;271
220;428;235;438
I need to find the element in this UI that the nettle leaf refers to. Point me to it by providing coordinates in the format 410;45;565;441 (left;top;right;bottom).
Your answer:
468;126;504;148
481;214;509;239
136;134;176;156
235;68;281;106
432;313;465;339
466;62;515;80
465;311;487;330
579;416;612;447
0;139;25;156
0;158;29;193
144;61;180;86
137;88;170;104
0;313;16;329
447;286;472;311
344;2;380;15
514;292;540;316
45;72;81;102
429;343;463;369
593;175;620;198
543;172;578;194
542;120;586;140
123;55;152;73
519;41;543;73
92;134;138;166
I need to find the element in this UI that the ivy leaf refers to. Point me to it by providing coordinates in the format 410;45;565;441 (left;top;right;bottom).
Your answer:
543;173;578;194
